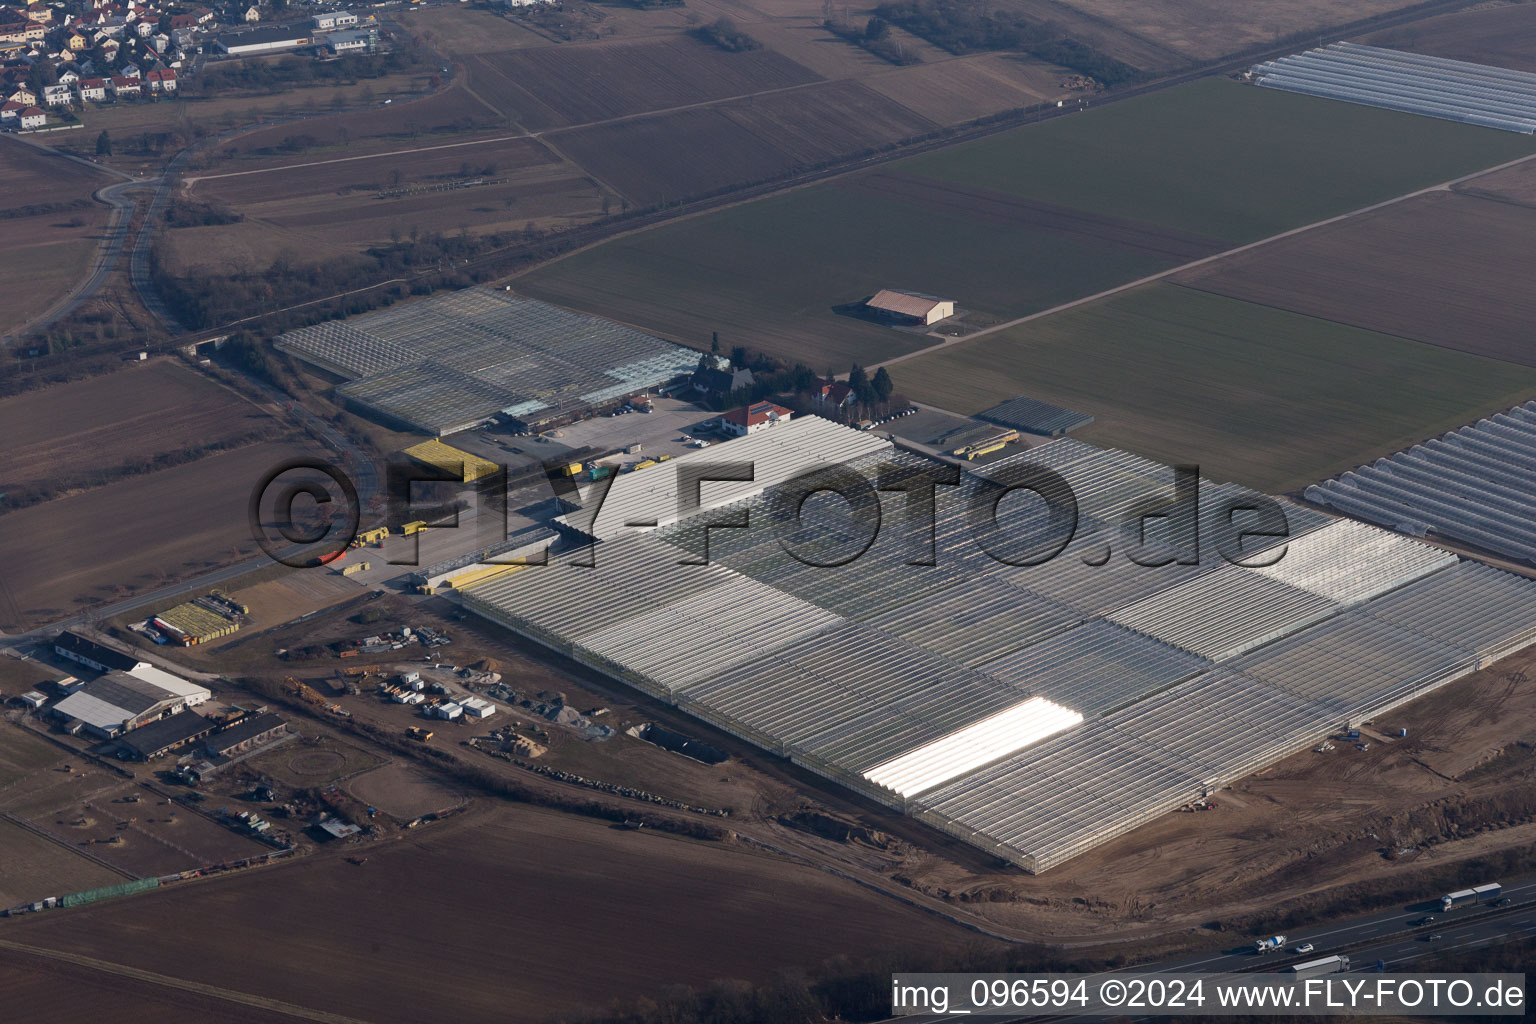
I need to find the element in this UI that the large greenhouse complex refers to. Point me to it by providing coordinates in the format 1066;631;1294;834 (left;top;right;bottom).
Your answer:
1252;42;1536;133
1307;400;1536;567
461;417;1536;872
273;288;699;435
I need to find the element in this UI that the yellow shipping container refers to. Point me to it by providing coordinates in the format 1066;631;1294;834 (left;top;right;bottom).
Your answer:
401;439;500;484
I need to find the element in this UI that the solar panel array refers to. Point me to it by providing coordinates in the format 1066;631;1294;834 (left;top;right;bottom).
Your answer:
275;289;699;435
1306;400;1536;566
1252;42;1536;134
978;395;1095;436
460;420;1536;872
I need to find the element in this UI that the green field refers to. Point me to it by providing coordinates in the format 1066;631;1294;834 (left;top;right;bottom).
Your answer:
902;285;1536;493
898;78;1536;243
518;182;1176;371
517;78;1536;373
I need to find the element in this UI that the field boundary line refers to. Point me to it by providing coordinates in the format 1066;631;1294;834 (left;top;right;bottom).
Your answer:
0;811;138;879
868;147;1536;372
0;938;373;1024
183;130;532;186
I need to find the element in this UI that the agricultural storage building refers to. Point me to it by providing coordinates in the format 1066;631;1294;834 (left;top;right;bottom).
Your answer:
154;601;240;645
204;713;288;758
275;289;699;436
978;395;1094;436
464;425;1536;872
1252;43;1536;134
402;439;501;484
52;670;211;740
116;710;214;760
54;631;144;674
866;289;954;326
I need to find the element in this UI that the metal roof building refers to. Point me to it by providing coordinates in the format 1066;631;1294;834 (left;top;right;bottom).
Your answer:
978;395;1095;436
461;422;1536;871
276;289;700;435
1306;400;1536;565
1252;43;1536;133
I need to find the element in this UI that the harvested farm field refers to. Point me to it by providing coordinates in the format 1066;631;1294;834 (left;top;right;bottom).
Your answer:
0;439;322;631
0;137;116;334
1055;0;1413;62
5;805;976;1023
462;36;822;130
0;360;278;493
1174;190;1536;367
551;81;937;206
860;53;1079;125
211;86;506;168
183;135;600;256
0;817;128;909
992;0;1190;71
897;284;1536;493
0;724;67;787
0;952;282;1024
1363;1;1536;73
895;78;1536;243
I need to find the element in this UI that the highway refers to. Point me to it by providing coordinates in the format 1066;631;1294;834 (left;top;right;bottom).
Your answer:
881;878;1536;1023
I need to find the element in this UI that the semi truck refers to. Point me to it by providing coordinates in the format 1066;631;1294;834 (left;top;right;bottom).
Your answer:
1441;882;1502;911
1255;935;1287;954
1290;955;1349;979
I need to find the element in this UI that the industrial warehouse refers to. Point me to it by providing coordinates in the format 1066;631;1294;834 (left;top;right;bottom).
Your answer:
460;417;1536;872
273;289;700;435
1251;43;1536;133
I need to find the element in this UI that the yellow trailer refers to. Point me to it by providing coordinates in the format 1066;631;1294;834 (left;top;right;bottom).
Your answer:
966;441;1008;460
631;459;657;471
341;561;370;577
400;521;429;536
351;527;389;548
557;462;582;477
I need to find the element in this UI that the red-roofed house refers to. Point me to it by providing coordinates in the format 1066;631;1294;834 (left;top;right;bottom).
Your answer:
110;74;140;96
76;77;107;101
145;66;175;91
813;380;855;409
0;99;22;121
718;401;794;437
18;105;45;128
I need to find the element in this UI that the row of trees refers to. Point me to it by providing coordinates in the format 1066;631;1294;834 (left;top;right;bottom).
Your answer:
191;47;429;97
692;17;762;51
873;0;1141;85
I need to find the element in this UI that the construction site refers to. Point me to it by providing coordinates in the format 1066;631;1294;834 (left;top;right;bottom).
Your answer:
460;416;1536;873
